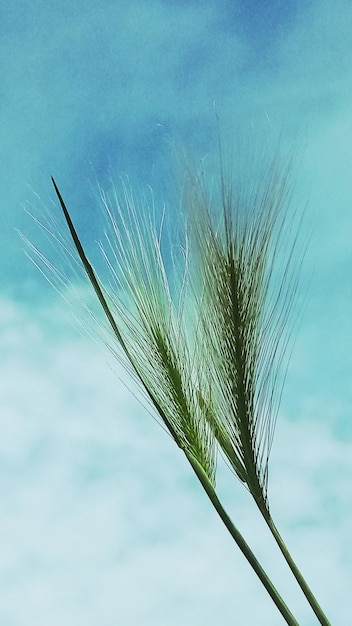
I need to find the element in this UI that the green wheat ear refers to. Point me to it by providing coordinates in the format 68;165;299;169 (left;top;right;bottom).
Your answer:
51;176;217;484
50;175;300;626
44;143;331;626
179;154;331;626
181;154;296;512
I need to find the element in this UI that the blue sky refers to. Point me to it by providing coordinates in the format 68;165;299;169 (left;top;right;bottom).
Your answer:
1;0;352;624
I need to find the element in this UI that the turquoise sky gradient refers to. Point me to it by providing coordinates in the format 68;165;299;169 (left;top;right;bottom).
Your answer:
1;1;352;624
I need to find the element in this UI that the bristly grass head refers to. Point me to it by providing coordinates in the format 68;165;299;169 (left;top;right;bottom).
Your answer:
181;146;302;515
50;176;217;486
23;147;333;626
25;143;303;509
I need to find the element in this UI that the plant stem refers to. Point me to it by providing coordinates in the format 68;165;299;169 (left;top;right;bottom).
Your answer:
187;454;300;626
265;516;331;626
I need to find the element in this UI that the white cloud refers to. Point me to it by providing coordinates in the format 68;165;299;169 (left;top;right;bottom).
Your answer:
0;296;351;625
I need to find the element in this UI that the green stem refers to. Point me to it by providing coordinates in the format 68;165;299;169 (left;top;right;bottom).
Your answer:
187;454;299;626
265;516;331;626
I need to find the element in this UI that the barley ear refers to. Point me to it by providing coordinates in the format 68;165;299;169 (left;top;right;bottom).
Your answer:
51;176;300;626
